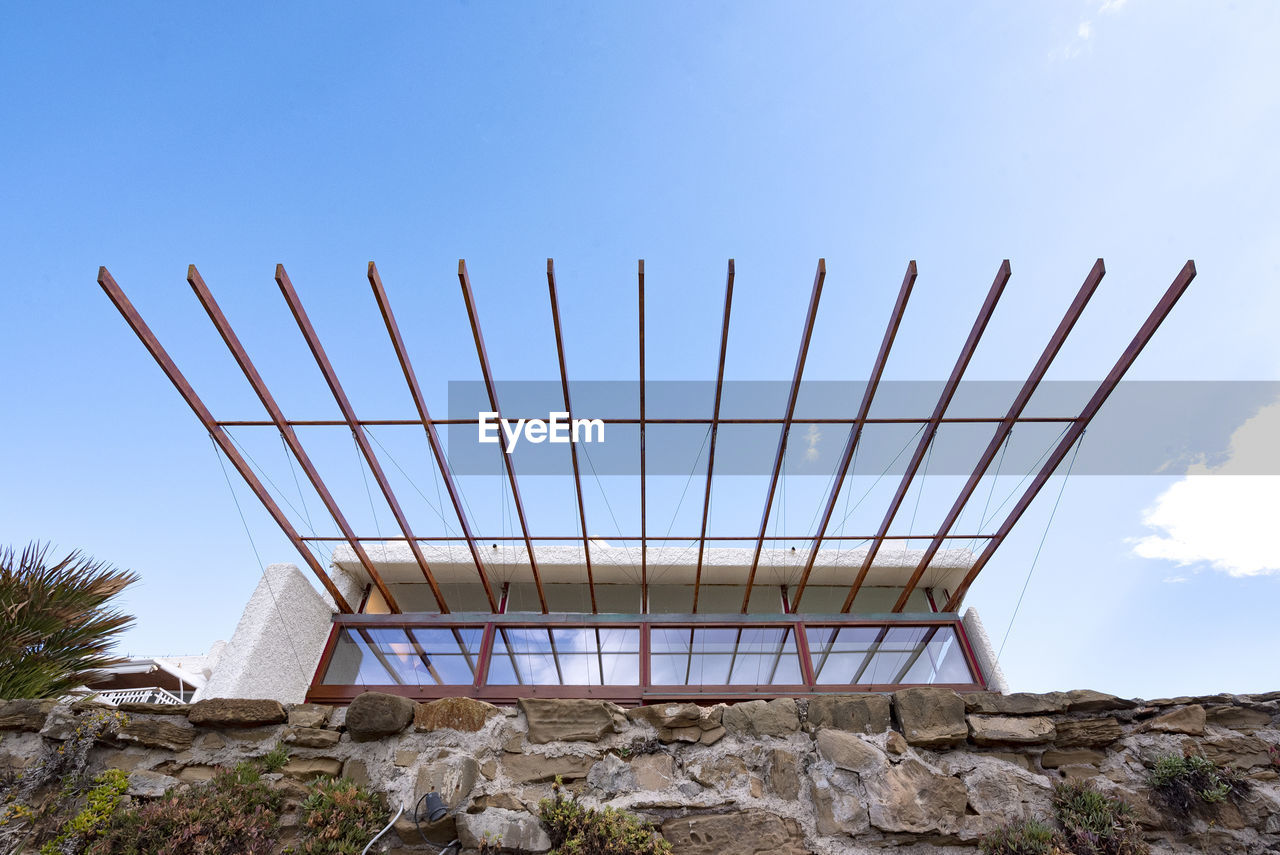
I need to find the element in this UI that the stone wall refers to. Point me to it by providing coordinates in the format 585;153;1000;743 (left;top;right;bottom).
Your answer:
1;689;1278;853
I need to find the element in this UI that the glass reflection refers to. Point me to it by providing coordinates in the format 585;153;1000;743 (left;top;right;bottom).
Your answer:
321;627;484;686
650;626;802;685
486;627;640;686
806;625;973;685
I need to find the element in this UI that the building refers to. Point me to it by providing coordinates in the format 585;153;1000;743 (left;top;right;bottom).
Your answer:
97;257;1195;705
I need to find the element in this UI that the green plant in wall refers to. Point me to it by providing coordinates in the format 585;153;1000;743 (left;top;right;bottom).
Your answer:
0;709;126;853
1051;781;1148;855
38;768;129;855
0;542;138;700
1148;753;1248;825
539;779;670;855
979;817;1067;855
258;745;290;774
293;777;388;855
88;761;283;855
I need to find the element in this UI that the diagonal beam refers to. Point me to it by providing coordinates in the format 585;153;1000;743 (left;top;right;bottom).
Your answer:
457;260;549;613
892;259;1106;612
792;261;917;611
366;261;499;612
275;264;449;612
187;265;403;614
693;260;735;613
943;260;1197;611
639;260;647;611
841;261;1011;613
545;259;598;613
741;259;827;613
97;267;353;613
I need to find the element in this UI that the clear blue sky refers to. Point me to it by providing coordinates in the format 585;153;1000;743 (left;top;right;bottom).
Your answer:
3;2;1278;697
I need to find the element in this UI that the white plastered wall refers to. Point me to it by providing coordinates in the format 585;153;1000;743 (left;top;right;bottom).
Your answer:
962;606;1009;694
194;563;336;703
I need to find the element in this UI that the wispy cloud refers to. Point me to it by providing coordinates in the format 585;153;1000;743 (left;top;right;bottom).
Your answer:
1099;0;1128;13
1053;0;1128;61
804;424;822;462
1131;400;1280;577
1162;575;1189;584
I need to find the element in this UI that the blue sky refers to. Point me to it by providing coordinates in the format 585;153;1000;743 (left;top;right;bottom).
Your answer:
3;1;1278;697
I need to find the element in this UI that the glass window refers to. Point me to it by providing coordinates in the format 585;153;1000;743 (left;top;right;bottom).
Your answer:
486;627;639;686
320;627;484;686
650;626;802;686
806;624;975;686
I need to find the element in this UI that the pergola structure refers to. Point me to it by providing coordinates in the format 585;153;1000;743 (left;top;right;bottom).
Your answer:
97;257;1195;703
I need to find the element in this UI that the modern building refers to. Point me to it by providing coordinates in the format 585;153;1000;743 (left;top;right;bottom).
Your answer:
97;257;1195;705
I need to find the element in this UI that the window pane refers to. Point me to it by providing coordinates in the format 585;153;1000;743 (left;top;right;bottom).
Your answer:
651;626;801;686
485;627;639;686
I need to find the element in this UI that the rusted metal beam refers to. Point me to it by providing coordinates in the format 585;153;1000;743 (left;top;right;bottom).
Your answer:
841;261;1011;613
741;259;826;613
186;265;403;614
275;264;449;611
217;415;1078;427
367;261;499;612
545;259;597;613
693;260;735;613
304;532;994;543
638;259;648;612
892;259;1106;612
792;261;917;611
943;260;1197;611
96;267;353;613
457;260;549;613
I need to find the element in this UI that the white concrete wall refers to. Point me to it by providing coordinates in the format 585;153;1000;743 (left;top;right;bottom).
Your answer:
195;563;335;703
962;606;1010;694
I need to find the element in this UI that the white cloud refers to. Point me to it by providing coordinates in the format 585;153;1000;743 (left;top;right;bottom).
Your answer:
1099;0;1128;13
1162;575;1189;584
804;424;822;462
1131;399;1280;577
1078;21;1093;40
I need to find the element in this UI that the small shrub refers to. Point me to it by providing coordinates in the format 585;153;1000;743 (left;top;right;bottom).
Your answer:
39;768;129;855
88;761;283;855
980;817;1066;854
258;745;290;774
1148;753;1248;823
295;777;388;855
1052;781;1148;855
539;780;670;855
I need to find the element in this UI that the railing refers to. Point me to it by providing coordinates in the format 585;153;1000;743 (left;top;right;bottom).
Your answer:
94;687;187;706
307;612;986;704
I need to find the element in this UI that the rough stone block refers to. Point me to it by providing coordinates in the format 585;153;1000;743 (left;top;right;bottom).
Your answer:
864;758;968;834
690;756;751;789
1053;717;1124;748
721;698;799;737
127;769;178;797
627;702;702;730
587;753;636;798
1207;706;1273;731
286;703;331;729
1149;704;1206;735
968;714;1056;745
416;752;480;809
893;687;967;748
661;811;808;855
283;726;341;749
282;756;343;780
345;691;416;741
806;694;892;733
457;808;551;853
1041;748;1107;768
1064;690;1136;713
120;717;196;751
188;698;286;728
414;696;500;733
502;752;595;783
0;699;58;731
631;753;675;791
962;691;1069;715
816;729;886;774
116;702;193;716
1200;735;1273;769
767;748;801;800
519;698;622;743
